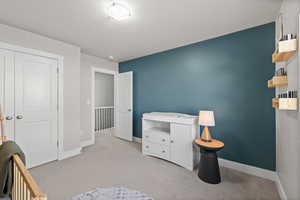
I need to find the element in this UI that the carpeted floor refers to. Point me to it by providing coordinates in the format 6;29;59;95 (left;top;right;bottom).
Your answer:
30;132;280;200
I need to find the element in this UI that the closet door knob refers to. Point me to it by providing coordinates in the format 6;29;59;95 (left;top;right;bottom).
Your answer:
16;115;23;120
162;139;166;142
6;116;13;120
162;150;166;153
170;140;174;143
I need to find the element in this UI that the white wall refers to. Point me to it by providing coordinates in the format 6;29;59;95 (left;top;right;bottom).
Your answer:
0;23;81;152
95;72;114;107
276;0;300;199
80;53;118;143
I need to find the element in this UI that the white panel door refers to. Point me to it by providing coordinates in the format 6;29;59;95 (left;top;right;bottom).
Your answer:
0;49;15;141
15;52;58;168
116;72;133;141
170;123;193;168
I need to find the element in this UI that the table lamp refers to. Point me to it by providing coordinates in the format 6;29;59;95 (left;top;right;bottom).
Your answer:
198;111;215;142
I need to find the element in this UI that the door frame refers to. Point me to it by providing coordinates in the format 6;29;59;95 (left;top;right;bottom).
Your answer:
91;67;117;142
0;41;64;161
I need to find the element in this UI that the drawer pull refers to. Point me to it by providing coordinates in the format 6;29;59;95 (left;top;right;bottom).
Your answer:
162;150;166;153
170;140;174;143
162;139;166;142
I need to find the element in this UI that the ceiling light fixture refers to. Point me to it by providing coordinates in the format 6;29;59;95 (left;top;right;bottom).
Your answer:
108;1;131;21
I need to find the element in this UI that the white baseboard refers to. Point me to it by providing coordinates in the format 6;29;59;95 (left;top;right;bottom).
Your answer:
81;138;95;148
218;158;277;181
133;136;142;143
275;175;287;200
58;147;81;160
219;158;286;200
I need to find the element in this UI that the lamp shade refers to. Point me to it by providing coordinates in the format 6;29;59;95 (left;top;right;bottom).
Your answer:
198;111;215;126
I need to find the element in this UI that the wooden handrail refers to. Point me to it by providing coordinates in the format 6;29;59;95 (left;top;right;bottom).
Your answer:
12;155;47;200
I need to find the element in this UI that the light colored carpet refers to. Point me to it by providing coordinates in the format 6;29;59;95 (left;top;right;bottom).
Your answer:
30;132;280;200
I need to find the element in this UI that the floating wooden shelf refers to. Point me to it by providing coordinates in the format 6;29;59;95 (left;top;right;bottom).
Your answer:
272;51;297;63
269;39;298;110
272;39;298;63
272;98;298;110
272;98;279;108
267;76;288;88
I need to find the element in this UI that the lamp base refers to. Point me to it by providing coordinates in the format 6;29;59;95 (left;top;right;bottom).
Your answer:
201;126;213;142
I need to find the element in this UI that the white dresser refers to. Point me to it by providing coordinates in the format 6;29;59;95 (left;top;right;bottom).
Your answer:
142;112;199;171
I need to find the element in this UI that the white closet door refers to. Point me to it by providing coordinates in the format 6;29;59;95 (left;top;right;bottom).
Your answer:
15;52;58;168
0;49;15;140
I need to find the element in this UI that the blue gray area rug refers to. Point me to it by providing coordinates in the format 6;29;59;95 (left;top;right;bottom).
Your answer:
72;187;153;200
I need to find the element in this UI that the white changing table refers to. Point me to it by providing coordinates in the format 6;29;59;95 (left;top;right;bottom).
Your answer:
142;112;199;171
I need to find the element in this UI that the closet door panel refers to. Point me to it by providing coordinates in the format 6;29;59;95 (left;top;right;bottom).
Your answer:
15;52;58;168
0;49;15;140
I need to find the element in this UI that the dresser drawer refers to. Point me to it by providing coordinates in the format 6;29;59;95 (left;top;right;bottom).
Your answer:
143;131;170;145
142;140;170;160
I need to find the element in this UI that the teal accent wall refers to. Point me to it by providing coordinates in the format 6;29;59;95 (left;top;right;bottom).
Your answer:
119;23;275;171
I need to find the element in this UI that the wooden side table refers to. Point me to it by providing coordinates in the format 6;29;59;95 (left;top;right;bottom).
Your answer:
194;138;224;184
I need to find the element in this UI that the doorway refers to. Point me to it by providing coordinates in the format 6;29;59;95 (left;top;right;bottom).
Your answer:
91;68;116;137
91;69;133;143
